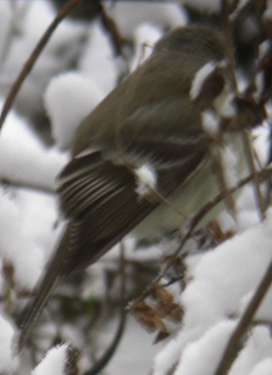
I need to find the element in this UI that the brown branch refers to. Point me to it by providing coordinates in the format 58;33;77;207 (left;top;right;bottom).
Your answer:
99;3;124;57
242;130;265;220
214;258;272;375
220;0;237;91
130;166;272;306
83;242;127;375
221;0;266;220
65;345;80;375
0;0;84;132
210;135;236;221
1;178;56;195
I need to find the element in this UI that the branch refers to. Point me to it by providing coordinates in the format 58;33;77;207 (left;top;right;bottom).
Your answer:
99;4;124;57
241;130;265;220
221;0;266;220
0;0;84;132
214;258;272;375
130;166;272;306
220;0;237;91
83;242;127;375
1;178;56;195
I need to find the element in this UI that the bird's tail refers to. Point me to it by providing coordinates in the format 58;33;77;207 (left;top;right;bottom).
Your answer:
17;226;70;353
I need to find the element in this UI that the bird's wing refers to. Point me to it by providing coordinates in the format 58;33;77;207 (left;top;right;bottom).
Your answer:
57;153;157;275
57;126;209;277
18;100;209;351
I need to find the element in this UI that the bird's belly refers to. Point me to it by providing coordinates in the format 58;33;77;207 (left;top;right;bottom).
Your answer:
133;134;246;239
133;157;219;239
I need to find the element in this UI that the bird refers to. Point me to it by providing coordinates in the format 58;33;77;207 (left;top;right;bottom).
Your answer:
18;26;232;351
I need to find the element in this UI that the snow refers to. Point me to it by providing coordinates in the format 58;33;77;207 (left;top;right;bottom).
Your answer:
153;208;272;375
0;182;63;292
0;2;271;375
44;72;104;149
240;283;272;322
0;1;85;120
184;213;272;317
229;326;272;375
173;320;236;375
0;188;44;290
249;358;272;375
201;110;219;137
0;2;12;67
14;188;63;257
21;1;85;53
220;144;239;189
218;93;237;118
103;317;160;375
32;344;68;375
130;24;162;72
79;22;119;96
0;103;65;291
104;1;187;39
0;102;67;191
0;314;18;373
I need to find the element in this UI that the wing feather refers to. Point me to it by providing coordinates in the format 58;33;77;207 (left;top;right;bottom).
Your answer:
56;141;207;276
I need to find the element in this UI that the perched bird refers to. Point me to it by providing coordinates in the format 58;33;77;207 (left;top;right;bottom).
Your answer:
18;26;233;351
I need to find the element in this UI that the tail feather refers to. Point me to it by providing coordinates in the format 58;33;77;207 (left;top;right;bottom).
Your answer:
17;275;62;352
17;226;71;353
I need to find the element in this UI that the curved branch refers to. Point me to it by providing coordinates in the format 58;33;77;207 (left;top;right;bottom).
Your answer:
0;0;84;131
215;258;272;375
84;242;127;375
130;166;272;305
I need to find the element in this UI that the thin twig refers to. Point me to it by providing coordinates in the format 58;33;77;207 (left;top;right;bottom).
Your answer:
242;130;265;220
1;179;56;195
84;243;127;375
130;166;272;306
221;0;266;220
210;134;236;221
214;258;272;375
99;3;124;57
0;0;84;131
220;0;237;91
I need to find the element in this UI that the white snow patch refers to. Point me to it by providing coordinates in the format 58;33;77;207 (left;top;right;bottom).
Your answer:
0;104;67;191
229;326;272;375
130;24;162;72
79;21;118;96
104;1;187;39
174;320;236;375
201;110;219;137
0;314;18;373
220;144;239;189
44;72;104;150
0;189;44;290
249;358;272;375
32;344;68;375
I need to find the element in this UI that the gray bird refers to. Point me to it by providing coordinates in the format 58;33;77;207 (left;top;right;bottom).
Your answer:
18;26;233;351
